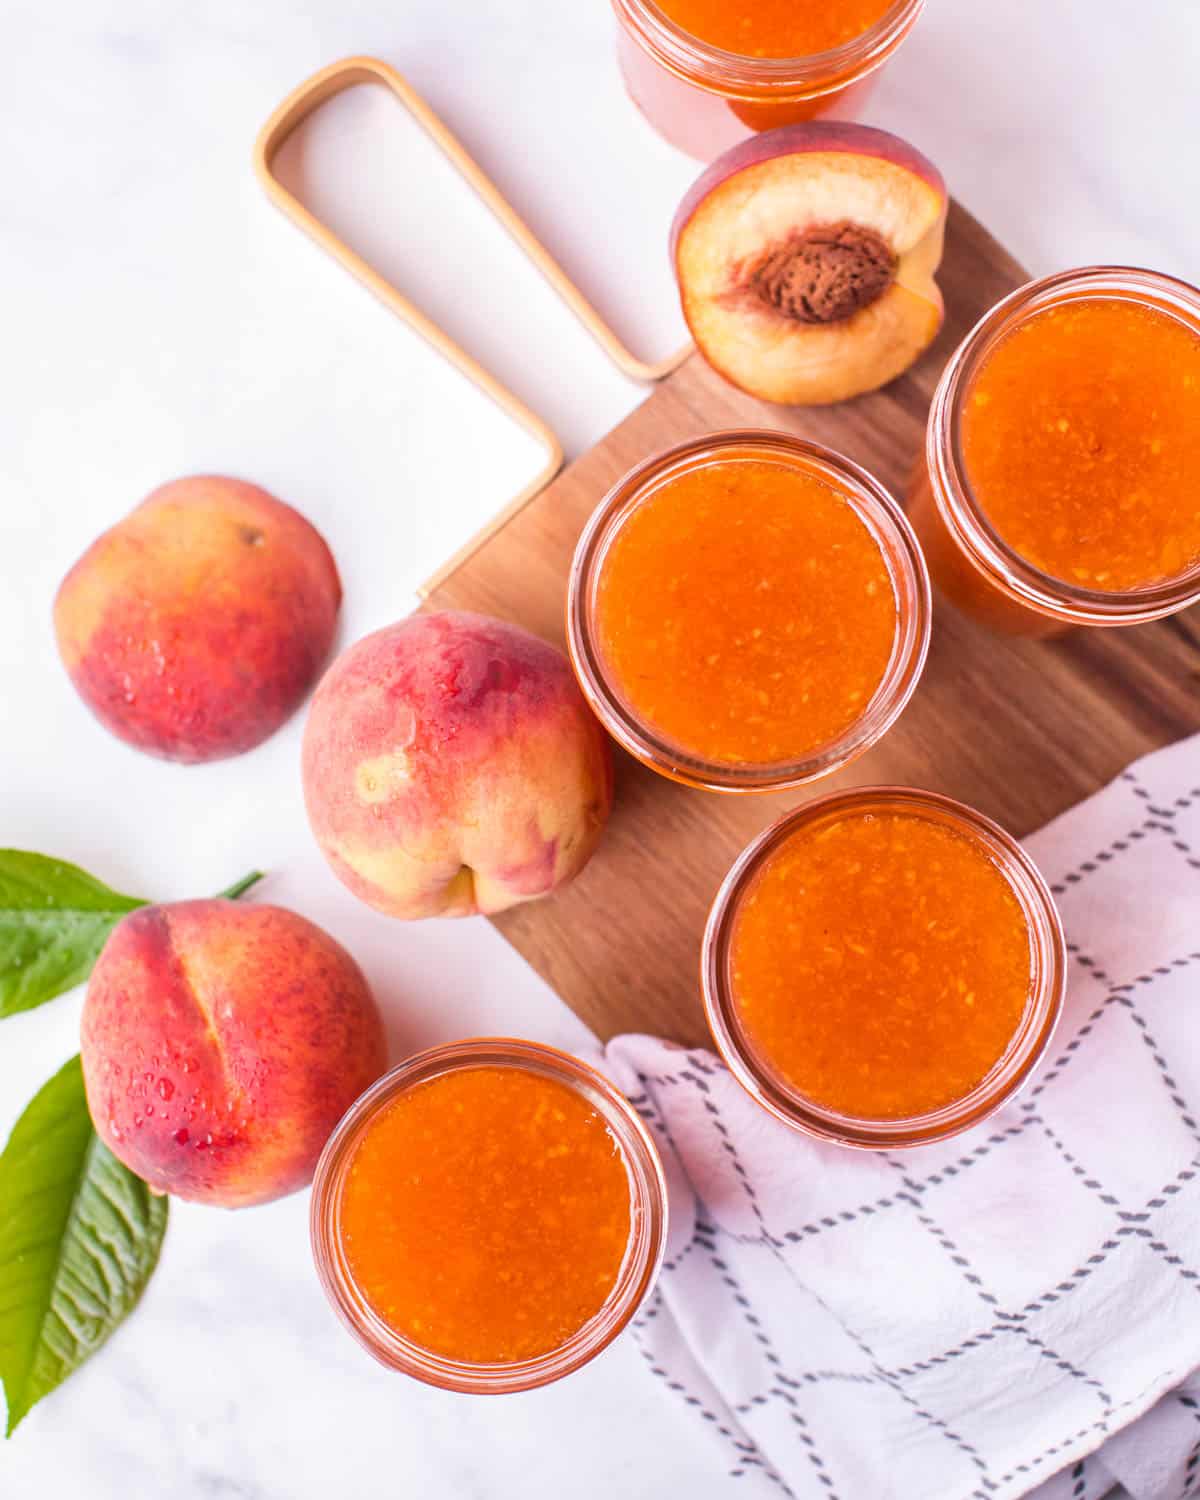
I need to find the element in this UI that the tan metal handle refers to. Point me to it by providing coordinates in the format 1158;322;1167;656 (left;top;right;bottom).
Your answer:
254;57;689;592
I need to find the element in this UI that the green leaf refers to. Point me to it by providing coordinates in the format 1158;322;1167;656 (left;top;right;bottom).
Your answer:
0;852;145;1019
0;1055;168;1436
0;852;266;1020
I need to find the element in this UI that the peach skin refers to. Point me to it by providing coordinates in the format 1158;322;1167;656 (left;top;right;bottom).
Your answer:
301;611;614;919
53;475;341;763
671;122;947;405
80;900;386;1207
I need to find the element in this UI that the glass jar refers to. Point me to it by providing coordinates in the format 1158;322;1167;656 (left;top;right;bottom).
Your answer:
910;266;1200;638
611;0;925;159
567;430;930;794
702;787;1066;1149
310;1038;667;1392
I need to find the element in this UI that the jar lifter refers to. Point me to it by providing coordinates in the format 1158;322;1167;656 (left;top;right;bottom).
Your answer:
254;55;689;595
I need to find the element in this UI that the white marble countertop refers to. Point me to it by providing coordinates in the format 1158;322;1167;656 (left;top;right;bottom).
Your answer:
2;1;1198;1494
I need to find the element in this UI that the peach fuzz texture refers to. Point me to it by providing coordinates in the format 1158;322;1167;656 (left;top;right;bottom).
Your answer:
53;475;341;763
80;900;386;1208
301;611;614;919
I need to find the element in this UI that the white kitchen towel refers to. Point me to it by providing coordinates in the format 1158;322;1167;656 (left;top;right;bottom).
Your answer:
595;733;1200;1500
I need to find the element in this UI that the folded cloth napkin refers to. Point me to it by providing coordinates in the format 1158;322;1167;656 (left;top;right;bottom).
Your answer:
593;734;1200;1500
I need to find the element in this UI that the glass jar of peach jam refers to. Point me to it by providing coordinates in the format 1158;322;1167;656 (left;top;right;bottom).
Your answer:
611;0;925;159
702;787;1066;1149
310;1039;667;1392
567;431;930;794
909;266;1200;637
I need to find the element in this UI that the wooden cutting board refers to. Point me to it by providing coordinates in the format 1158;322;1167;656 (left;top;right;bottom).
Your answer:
426;200;1200;1047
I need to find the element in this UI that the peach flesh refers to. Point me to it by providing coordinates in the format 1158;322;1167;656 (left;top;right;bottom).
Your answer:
301;611;614;920
80;900;386;1208
671;122;947;405
53;476;341;763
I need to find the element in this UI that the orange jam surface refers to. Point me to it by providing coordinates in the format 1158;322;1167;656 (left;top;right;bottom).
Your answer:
730;809;1032;1119
655;0;894;57
339;1066;631;1364
962;297;1200;591
595;459;896;767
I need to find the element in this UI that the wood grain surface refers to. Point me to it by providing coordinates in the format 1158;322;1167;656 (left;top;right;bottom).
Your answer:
427;200;1200;1046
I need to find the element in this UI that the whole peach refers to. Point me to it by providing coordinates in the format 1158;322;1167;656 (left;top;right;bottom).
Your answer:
54;475;341;762
80;900;386;1207
301;611;613;918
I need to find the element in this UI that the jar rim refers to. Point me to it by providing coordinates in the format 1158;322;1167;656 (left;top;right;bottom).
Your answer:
611;0;925;96
566;430;931;794
701;786;1067;1149
309;1038;668;1393
927;265;1200;627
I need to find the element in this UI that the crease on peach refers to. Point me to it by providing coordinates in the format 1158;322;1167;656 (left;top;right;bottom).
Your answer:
164;909;250;1125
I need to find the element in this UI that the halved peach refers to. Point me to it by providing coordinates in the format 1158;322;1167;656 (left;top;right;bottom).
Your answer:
671;123;948;406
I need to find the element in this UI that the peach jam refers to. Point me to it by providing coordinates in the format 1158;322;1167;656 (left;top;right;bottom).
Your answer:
612;0;925;158
654;0;895;58
341;1066;628;1362
703;789;1065;1147
961;298;1200;592
911;267;1200;635
311;1041;666;1391
568;432;930;792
